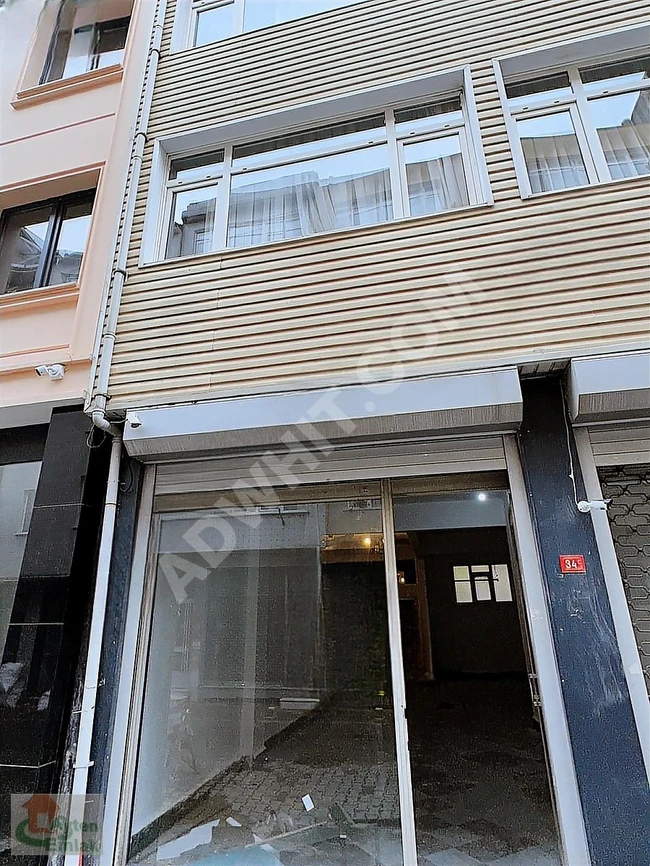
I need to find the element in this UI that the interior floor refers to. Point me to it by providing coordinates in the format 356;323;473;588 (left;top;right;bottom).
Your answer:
408;678;561;866
144;680;560;866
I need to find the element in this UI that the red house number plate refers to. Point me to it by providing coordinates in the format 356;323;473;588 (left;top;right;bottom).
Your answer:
559;555;586;573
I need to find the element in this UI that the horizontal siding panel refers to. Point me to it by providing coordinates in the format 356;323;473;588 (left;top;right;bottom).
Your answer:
148;2;646;134
591;424;650;466
124;178;648;274
154;437;507;496
113;295;648;368
119;223;647;312
107;0;650;408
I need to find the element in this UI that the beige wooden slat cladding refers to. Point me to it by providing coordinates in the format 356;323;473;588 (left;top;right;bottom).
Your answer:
590;424;650;467
107;0;650;409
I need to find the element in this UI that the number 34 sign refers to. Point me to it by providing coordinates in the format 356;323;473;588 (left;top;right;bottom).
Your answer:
559;555;586;573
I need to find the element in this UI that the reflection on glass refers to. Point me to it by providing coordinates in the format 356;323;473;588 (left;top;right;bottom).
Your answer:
580;56;650;94
92;17;130;69
227;146;392;247
128;501;403;865
49;200;93;285
505;73;573;110
0;462;42;668
394;97;463;136
170;151;225;182
243;0;357;33
588;91;650;179
0;207;52;294
62;24;95;78
516;112;589;193
403;135;470;215
195;2;237;47
166;186;218;258
232;117;385;168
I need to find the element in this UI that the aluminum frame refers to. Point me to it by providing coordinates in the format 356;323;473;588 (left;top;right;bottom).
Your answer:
103;451;590;866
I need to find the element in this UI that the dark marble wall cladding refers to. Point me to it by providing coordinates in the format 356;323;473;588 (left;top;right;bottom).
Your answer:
0;410;110;858
87;456;143;804
518;379;650;866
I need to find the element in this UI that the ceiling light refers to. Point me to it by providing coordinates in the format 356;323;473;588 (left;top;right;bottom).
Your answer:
477;492;487;502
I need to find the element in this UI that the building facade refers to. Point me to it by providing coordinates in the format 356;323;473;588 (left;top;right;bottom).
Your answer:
0;0;155;856
7;0;649;864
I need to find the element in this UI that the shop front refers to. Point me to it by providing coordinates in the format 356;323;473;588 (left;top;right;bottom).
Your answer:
94;366;649;866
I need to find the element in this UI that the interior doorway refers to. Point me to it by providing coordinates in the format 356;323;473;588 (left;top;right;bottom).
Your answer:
393;490;562;865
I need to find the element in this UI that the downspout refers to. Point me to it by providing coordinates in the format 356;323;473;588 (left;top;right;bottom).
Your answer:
63;433;122;866
60;2;168;861
89;0;166;434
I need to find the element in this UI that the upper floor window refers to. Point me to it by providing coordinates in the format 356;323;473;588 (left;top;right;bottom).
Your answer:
0;191;95;295
158;94;486;259
41;0;131;83
190;0;361;48
503;54;650;196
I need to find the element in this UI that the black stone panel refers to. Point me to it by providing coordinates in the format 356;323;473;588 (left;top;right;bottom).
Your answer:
19;504;84;579
0;410;111;856
518;378;650;866
8;578;70;625
32;411;94;508
0;625;64;766
0;425;47;466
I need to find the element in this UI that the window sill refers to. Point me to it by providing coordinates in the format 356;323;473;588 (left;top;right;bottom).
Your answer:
520;171;650;202
12;64;123;110
0;283;79;311
139;201;496;269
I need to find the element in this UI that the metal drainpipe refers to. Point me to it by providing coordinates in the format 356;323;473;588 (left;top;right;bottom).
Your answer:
90;0;166;434
63;433;122;866
59;2;168;861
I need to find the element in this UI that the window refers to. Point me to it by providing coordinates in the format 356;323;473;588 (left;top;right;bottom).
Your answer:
160;95;484;259
41;0;131;83
0;191;94;295
453;564;513;604
189;0;361;48
503;54;650;195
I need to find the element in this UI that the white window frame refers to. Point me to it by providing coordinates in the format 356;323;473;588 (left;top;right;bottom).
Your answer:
143;71;492;266
494;24;650;199
171;0;366;53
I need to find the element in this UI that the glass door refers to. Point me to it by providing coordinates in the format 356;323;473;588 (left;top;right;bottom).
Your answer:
125;487;416;866
388;480;562;866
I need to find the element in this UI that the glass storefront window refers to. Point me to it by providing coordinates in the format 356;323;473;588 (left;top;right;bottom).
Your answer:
128;497;405;865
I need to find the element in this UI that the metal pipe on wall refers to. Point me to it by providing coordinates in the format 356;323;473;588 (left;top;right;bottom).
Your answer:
63;434;122;866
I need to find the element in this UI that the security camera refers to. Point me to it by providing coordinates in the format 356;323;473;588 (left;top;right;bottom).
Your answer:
128;413;143;429
35;364;65;380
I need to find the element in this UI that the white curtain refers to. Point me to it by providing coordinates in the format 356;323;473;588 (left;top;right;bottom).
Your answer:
521;133;588;193
406;152;469;215
227;167;392;248
597;94;650;180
